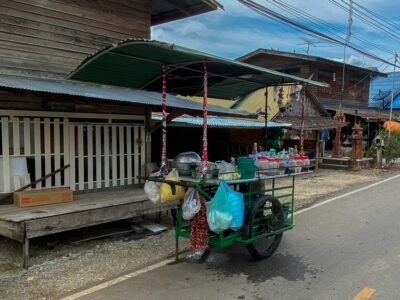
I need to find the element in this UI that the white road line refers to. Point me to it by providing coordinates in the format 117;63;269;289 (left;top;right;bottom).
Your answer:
60;172;400;300
59;258;175;300
295;172;400;215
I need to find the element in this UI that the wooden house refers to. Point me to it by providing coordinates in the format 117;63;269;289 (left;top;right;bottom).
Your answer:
237;49;390;122
0;0;226;267
0;1;329;268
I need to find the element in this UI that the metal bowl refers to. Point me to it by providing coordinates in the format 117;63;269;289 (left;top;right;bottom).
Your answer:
174;152;201;163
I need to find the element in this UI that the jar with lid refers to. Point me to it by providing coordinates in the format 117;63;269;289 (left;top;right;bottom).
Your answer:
255;156;270;171
267;158;278;175
277;157;287;175
288;158;296;173
301;155;310;171
294;157;304;173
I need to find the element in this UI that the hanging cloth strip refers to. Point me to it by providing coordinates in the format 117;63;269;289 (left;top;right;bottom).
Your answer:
202;61;208;175
300;86;305;155
189;194;209;249
189;61;209;250
160;64;167;173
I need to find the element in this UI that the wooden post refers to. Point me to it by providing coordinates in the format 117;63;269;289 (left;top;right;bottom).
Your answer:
23;238;29;269
145;108;152;177
264;86;268;150
315;130;320;169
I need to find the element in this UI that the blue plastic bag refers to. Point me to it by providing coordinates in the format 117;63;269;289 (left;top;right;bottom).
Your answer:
206;181;244;233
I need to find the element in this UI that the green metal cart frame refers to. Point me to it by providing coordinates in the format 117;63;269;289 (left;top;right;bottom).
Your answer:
147;170;312;260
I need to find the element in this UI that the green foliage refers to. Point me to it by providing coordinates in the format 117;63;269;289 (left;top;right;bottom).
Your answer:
366;129;400;163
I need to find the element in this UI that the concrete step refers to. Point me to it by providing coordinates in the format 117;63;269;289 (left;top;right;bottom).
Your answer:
319;163;351;170
321;158;352;166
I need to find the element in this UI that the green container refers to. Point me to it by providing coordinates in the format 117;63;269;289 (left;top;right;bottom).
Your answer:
237;157;255;179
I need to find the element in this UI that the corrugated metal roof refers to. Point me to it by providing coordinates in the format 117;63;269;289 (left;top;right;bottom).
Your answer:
369;72;400;109
0;75;253;118
152;115;290;128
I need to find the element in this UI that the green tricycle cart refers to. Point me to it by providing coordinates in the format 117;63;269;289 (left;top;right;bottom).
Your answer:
147;168;312;260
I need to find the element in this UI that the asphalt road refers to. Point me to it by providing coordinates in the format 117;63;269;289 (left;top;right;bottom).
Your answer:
75;174;400;300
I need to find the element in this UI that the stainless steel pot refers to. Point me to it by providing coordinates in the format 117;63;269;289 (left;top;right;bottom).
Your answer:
169;152;201;176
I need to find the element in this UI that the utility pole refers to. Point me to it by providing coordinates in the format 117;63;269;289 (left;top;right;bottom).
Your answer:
388;51;398;141
340;0;353;105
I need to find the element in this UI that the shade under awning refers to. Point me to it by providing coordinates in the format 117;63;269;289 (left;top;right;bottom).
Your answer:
70;39;328;100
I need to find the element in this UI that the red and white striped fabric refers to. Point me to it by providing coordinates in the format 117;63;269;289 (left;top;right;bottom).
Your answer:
202;61;208;175
161;65;167;173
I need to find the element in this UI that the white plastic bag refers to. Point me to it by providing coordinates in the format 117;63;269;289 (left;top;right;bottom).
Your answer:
182;188;201;220
144;171;161;204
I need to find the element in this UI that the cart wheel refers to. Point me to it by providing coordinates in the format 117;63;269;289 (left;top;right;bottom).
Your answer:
244;195;284;259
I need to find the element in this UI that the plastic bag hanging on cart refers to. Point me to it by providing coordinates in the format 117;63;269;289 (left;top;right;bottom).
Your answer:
160;169;185;202
144;171;161;204
206;181;244;233
182;188;201;220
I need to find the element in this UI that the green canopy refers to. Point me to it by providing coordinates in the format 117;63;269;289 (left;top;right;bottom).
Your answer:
70;39;328;100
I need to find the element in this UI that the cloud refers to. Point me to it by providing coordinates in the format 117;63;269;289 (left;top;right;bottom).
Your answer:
329;55;373;68
152;0;400;70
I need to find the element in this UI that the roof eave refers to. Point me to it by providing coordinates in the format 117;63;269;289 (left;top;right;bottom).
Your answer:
151;0;223;26
237;49;387;77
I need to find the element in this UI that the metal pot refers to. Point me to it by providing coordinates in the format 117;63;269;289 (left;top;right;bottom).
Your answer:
174;152;201;163
169;152;201;176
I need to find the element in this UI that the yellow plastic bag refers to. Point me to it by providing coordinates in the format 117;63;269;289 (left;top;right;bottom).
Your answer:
160;169;185;202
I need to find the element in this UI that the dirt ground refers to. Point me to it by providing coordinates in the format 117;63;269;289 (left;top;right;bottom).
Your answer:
0;168;395;300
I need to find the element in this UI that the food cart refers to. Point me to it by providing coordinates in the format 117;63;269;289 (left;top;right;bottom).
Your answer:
69;40;327;260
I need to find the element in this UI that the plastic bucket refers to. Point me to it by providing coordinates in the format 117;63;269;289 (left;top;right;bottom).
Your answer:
237;157;255;179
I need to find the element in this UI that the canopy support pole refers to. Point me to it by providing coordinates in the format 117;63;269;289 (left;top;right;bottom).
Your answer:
202;60;208;175
161;64;167;173
300;85;305;155
264;86;268;150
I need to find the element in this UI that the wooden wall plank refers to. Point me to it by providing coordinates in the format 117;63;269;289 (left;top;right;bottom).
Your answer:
0;0;150;78
0;4;129;40
119;126;125;186
95;125;102;189
1;117;11;192
12;117;20;155
133;126;139;184
54;118;61;187
104;125;110;188
23;117;31;155
87;124;93;190
77;124;84;191
111;125;117;187
63;118;70;187
126;126;132;185
69;123;75;191
44;118;51;187
140;126;145;178
16;0;150;31
33;117;41;189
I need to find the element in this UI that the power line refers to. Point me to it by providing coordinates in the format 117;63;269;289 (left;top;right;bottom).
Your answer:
238;0;400;68
263;0;394;55
330;0;400;44
351;0;400;33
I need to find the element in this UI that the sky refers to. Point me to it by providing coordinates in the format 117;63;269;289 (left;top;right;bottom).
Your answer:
152;0;400;71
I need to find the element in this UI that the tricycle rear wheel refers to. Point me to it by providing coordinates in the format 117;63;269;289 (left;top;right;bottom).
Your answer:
244;195;284;259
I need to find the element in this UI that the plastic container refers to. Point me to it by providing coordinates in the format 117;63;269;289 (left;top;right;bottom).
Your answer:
294;157;303;173
301;155;310;171
255;157;270;171
277;157;287;175
288;158;296;173
266;158;278;176
237;156;255;179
